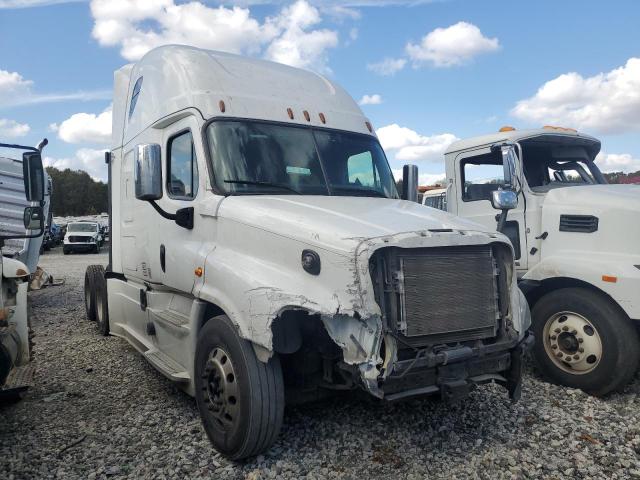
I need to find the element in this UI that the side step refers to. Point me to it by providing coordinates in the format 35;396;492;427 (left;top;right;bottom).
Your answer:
144;349;190;383
0;363;35;399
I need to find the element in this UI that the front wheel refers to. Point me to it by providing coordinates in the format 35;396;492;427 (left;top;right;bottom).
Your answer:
532;287;640;396
194;315;284;460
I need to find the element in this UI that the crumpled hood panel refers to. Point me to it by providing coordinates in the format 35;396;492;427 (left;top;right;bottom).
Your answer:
219;195;490;254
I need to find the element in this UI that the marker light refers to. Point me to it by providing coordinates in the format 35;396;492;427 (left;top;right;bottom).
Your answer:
303;110;311;122
365;121;373;133
287;108;294;120
195;267;203;277
219;100;226;113
499;126;516;132
319;113;326;124
602;275;617;283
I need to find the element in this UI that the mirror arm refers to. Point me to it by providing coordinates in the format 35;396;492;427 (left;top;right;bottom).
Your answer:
148;200;177;221
147;200;194;230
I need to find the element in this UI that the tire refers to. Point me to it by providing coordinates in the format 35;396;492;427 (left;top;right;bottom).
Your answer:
63;248;69;255
94;272;109;336
531;287;640;396
194;315;285;460
84;265;104;322
93;244;100;254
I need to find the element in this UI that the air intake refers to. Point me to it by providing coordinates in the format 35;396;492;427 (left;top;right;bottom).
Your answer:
559;215;599;233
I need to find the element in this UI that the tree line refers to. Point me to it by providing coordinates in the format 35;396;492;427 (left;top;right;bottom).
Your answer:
46;167;108;217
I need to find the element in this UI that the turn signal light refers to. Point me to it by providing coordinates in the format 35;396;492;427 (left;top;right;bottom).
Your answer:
602;275;617;283
195;267;203;277
499;126;516;132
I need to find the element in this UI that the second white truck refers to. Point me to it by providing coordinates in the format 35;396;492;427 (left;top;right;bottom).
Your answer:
429;126;639;395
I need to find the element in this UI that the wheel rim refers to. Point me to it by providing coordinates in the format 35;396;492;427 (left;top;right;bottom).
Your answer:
96;287;104;325
543;311;603;375
202;347;239;429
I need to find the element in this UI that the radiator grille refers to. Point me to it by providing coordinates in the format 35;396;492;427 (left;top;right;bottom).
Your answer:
559;215;598;233
68;236;91;243
399;246;498;341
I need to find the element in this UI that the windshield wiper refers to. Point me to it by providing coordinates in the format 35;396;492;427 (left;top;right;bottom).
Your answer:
224;179;301;194
331;186;388;198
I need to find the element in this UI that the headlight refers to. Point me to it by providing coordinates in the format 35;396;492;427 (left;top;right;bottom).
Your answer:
513;288;531;339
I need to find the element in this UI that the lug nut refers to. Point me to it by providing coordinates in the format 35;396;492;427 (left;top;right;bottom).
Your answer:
562;326;569;331
550;335;557;340
556;352;563;358
571;329;577;335
554;328;561;333
578;338;584;343
573;355;580;360
551;344;558;349
579;348;584;353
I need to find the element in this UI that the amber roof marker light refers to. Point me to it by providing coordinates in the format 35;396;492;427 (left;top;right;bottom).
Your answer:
499;126;516;132
287;108;294;120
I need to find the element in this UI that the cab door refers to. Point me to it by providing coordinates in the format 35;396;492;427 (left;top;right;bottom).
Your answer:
148;115;208;293
454;147;528;269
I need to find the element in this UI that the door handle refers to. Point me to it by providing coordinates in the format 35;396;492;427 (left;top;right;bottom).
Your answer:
160;244;166;272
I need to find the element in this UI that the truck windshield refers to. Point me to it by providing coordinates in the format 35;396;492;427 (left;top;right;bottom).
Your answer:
68;223;97;232
206;121;398;198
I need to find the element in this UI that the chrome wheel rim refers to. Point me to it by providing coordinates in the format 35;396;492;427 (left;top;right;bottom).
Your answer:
543;311;602;374
202;347;239;429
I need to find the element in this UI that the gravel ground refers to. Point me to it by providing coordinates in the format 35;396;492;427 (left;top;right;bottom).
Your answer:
1;246;639;479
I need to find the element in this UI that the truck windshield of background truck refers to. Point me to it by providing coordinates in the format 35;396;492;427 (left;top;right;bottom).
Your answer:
67;223;98;232
521;145;606;193
206;121;398;198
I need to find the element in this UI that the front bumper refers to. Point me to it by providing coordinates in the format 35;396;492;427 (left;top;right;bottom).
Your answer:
381;332;534;402
64;242;96;251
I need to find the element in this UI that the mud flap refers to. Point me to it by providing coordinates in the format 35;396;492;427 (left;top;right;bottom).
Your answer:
507;332;534;402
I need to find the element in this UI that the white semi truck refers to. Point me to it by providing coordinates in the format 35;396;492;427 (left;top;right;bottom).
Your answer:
85;45;531;459
427;126;639;395
0;141;46;399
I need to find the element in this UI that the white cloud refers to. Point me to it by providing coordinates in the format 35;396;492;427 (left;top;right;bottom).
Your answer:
367;57;406;76
359;94;382;105
0;68;109;107
406;22;499;68
512;58;640;135
44;148;108;182
90;0;339;72
595;152;640;174
377;123;458;162
0;118;30;137
55;106;112;145
264;1;338;71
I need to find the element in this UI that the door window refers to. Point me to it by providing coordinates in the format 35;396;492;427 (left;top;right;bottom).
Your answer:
167;131;199;199
461;153;505;202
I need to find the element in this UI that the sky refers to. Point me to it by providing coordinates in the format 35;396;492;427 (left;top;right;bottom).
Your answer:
0;0;639;184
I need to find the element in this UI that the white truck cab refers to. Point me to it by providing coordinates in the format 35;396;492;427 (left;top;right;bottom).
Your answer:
63;221;103;254
437;126;640;395
85;46;531;459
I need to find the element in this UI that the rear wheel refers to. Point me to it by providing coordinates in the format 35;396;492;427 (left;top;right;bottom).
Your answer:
84;265;104;321
94;272;109;336
532;287;640;396
194;315;284;460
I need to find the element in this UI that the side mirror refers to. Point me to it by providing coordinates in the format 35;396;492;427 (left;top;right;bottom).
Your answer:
491;189;518;211
22;152;45;203
500;145;519;190
401;164;419;202
23;206;44;231
134;143;162;200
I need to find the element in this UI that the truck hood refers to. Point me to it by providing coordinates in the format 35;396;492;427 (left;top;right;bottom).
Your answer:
219;195;492;254
543;184;640;210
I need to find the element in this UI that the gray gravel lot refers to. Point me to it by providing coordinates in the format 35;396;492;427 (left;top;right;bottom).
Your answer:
1;247;639;479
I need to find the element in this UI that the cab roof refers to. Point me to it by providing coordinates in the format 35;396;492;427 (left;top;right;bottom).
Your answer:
112;45;372;149
445;128;601;159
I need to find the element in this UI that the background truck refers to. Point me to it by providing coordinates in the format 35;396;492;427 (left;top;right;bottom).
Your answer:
0;141;47;399
85;45;531;459
428;126;640;395
63;221;103;254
